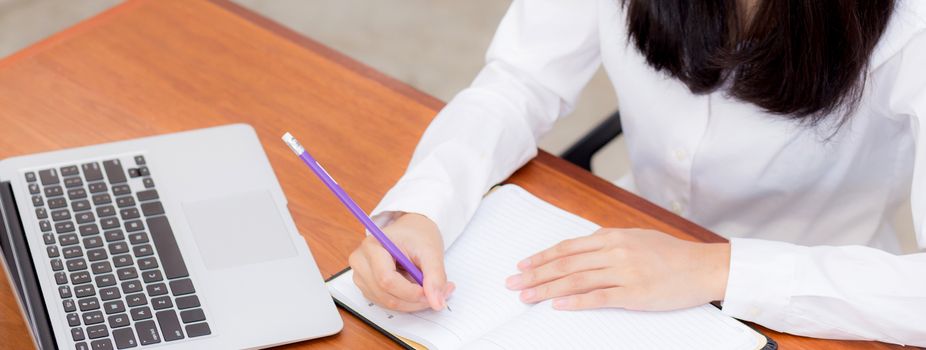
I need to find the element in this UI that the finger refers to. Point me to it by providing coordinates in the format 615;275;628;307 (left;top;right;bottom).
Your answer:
552;287;629;311
508;251;610;290
414;249;449;311
357;278;430;312
519;269;618;303
518;234;606;270
365;243;426;303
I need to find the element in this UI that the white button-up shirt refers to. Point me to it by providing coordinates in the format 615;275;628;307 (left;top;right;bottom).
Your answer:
371;0;926;345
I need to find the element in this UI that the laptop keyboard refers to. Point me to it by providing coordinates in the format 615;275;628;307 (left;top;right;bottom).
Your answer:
24;155;211;349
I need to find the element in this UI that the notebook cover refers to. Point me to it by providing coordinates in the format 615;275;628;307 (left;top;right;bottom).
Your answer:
326;267;776;350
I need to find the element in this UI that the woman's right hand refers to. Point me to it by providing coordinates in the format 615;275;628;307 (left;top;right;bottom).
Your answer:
348;213;454;312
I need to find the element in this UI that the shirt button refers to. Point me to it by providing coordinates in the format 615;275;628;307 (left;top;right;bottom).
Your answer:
674;149;688;161
670;201;684;214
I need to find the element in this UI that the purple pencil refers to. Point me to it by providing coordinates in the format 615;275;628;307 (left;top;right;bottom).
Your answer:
282;132;451;311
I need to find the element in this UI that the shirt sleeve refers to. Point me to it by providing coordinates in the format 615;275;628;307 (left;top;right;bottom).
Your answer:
370;0;602;249
721;31;926;346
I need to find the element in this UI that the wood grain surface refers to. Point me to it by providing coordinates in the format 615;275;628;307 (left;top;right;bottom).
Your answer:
0;0;908;349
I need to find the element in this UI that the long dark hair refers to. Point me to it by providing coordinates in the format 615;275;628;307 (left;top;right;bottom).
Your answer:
622;0;895;125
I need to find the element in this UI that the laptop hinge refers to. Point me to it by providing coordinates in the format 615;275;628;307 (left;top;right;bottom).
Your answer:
0;181;57;349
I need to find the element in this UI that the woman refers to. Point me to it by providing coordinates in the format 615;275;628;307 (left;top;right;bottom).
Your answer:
348;0;926;345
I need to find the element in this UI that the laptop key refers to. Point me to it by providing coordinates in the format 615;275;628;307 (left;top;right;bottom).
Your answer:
169;279;195;296
32;195;43;207
61;165;80;177
128;168;140;178
146;283;167;296
147;216;189;279
51;209;71;222
136;190;158;202
88;182;107;194
101;217;120;230
60;234;79;246
83;311;105;325
185;322;211;338
83;236;104;249
55;272;68;285
68;188;87;200
126;293;147;307
138;167;150;177
25;171;36;182
132;244;153;257
151;296;172;310
64;177;83;189
113;253;132;266
44;185;63;197
78;297;100;311
104;300;127;314
43;233;55;245
179;308;205;323
75;284;95;298
116;197;136;209
39;168;59;185
63;299;77;312
93;194;112;206
67;312;81;326
59;286;72;298
121;280;142;294
100;287;121;301
131;306;153;321
87;248;108;262
155;310;184;341
39;220;52;232
96;274;117;287
117;267;138;281
63;246;83;259
90;339;114;350
108;313;130;328
80;224;100;236
137;257;158;270
142;178;155;189
76;341;89;350
91;261;113;274
76;212;95;224
104;230;125;242
120;208;139;220
47;246;59;258
103;160;127;184
28;183;40;194
142;270;163;283
134;319;160;345
70;271;91;284
71;327;85;341
112;326;138;349
112;184;131;196
175;295;199;310
97;206;116;218
87;324;108;339
72;200;91;212
127;232;147;246
140;202;164;217
66;258;87;271
56;221;75;233
51;258;64;271
48;197;67;209
124;220;143;232
82;163;104;182
134;156;146;165
35;207;47;219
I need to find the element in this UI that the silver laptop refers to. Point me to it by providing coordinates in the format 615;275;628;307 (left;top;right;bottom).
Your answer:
0;124;342;349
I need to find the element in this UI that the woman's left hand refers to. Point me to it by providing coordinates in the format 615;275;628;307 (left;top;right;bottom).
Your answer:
506;228;730;311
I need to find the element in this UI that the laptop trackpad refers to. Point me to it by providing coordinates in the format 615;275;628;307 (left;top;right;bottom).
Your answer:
183;191;297;270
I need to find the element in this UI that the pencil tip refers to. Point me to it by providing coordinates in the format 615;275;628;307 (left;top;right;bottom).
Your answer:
446;305;453;312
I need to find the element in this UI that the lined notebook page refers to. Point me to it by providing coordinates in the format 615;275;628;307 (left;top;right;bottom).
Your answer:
328;185;763;349
466;302;761;350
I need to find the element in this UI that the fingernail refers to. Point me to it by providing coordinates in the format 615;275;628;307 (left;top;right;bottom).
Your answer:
520;289;535;301
506;275;522;289
553;298;570;309
517;258;531;270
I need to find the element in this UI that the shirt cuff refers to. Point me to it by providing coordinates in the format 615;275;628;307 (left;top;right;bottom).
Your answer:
370;176;463;251
721;238;804;326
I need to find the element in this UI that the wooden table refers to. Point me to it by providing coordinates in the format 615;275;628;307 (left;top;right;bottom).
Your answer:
0;1;908;349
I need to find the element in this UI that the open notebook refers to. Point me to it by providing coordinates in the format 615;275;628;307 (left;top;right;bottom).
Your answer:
327;185;771;350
